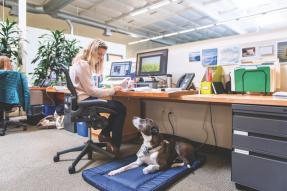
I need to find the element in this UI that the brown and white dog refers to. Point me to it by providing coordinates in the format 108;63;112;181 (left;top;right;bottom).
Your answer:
108;116;195;176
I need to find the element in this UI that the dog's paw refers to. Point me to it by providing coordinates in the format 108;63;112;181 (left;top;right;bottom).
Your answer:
108;170;119;176
142;168;151;174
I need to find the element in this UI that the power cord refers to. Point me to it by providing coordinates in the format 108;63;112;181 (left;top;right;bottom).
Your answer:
168;111;175;137
209;103;217;147
194;105;209;152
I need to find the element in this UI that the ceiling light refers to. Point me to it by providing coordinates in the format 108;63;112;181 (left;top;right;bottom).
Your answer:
163;32;178;37
130;33;139;38
195;24;214;30
150;0;170;10
129;8;148;17
178;28;196;34
151;35;164;40
232;0;270;9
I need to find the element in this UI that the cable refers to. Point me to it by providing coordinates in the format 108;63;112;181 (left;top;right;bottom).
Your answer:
168;111;175;137
194;105;209;152
209;103;217;147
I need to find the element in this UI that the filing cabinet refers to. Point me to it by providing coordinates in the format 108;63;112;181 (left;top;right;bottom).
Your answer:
232;104;287;191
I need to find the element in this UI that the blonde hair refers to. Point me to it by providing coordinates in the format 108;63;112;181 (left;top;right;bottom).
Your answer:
73;39;108;74
0;56;12;70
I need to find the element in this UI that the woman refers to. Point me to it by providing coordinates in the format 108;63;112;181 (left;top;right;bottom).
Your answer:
0;56;13;70
69;39;126;155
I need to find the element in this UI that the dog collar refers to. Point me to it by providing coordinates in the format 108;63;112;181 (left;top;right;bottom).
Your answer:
137;145;162;157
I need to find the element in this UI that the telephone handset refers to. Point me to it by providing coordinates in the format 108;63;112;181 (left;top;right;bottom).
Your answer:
176;73;195;90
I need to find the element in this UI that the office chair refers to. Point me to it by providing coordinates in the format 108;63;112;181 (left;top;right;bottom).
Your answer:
0;104;27;136
0;71;29;136
53;64;115;174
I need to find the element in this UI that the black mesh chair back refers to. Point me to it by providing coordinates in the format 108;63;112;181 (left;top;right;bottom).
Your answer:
59;64;78;110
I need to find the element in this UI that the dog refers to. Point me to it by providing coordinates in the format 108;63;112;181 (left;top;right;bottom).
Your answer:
37;111;64;129
108;116;195;176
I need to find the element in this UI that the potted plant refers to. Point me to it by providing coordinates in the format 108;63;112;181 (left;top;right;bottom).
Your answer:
0;19;22;69
31;30;80;86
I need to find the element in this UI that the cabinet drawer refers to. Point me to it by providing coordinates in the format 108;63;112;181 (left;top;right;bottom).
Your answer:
232;152;287;191
233;134;287;159
233;115;287;138
233;104;287;114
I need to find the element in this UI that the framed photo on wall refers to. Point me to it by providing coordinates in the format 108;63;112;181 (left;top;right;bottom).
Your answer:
189;51;201;62
219;46;240;65
202;48;217;66
107;53;123;62
242;47;256;58
277;41;287;63
259;45;274;57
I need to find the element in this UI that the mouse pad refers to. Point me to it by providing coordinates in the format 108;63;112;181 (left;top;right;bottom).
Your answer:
82;155;206;191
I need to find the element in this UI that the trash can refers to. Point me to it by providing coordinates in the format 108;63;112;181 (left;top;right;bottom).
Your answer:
77;122;88;137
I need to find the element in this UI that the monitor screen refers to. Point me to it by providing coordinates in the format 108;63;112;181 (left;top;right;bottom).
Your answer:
110;61;131;77
136;49;168;76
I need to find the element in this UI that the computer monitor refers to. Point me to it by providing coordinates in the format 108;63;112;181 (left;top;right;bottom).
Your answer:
136;49;168;76
110;61;132;77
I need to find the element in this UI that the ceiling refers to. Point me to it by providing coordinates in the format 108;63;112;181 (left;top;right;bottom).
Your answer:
25;0;287;45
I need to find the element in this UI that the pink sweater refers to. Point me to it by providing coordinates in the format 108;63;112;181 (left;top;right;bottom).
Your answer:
69;60;115;101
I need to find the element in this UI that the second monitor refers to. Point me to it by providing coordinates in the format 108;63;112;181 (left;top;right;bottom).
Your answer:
136;49;168;77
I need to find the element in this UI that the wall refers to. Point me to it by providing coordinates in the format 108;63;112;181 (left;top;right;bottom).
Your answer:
26;26;126;84
139;28;287;149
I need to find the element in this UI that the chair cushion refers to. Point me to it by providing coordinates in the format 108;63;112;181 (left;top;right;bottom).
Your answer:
82;155;206;191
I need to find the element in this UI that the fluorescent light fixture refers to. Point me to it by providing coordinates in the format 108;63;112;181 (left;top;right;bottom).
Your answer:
163;32;178;37
128;6;287;45
195;24;214;30
150;0;170;10
178;28;196;34
232;0;270;9
129;8;148;16
130;33;139;38
151;35;164;40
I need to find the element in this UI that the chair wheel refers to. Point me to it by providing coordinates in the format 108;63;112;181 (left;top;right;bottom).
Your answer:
53;155;59;162
0;131;5;136
68;166;76;174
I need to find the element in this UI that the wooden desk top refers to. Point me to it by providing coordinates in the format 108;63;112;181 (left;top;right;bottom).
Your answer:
181;94;287;107
114;90;195;98
30;86;287;107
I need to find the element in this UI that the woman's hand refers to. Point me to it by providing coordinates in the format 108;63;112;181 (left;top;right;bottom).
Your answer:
114;86;123;92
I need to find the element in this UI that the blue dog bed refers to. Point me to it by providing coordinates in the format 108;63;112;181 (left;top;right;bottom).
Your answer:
82;155;206;191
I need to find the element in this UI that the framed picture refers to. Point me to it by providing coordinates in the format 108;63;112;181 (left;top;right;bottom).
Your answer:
202;48;217;66
242;47;256;57
189;51;201;62
259;45;274;56
277;41;287;63
107;53;123;62
219;46;240;65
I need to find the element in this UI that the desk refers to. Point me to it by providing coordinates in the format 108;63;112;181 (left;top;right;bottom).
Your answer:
30;87;287;147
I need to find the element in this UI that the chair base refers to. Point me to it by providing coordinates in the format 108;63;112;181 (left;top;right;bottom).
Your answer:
0;120;27;136
53;140;115;174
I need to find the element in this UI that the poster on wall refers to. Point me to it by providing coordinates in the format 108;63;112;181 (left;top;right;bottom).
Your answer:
189;51;201;62
202;48;217;66
277;41;287;63
242;47;256;58
219;46;240;65
259;45;274;57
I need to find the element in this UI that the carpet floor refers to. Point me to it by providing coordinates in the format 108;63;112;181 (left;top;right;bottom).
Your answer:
0;128;238;191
